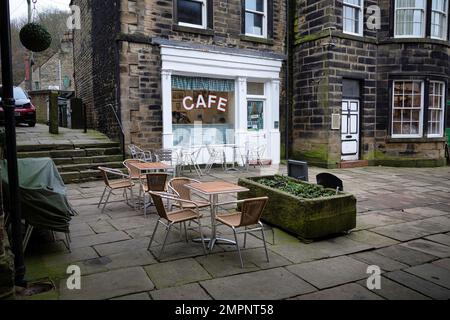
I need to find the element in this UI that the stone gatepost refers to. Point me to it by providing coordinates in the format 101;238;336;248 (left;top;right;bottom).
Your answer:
49;91;59;134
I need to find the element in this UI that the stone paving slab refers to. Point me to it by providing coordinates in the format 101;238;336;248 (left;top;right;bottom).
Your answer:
195;251;260;278
354;212;406;231
400;239;450;258
290;283;382;300
94;237;150;256
350;251;409;272
405;264;450;289
371;216;450;242
432;259;450;271
200;268;316;300
70;231;130;249
144;258;212;289
345;230;398;248
110;292;151;300
375;245;438;266
403;207;449;218
151;283;212;300
59;267;154;300
425;234;450;247
384;270;450;300
356;278;429;300
286;256;370;290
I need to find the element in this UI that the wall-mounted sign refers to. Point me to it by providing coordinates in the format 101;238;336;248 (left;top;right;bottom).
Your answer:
182;94;228;112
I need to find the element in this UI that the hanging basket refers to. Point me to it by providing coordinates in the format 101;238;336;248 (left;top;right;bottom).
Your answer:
19;23;52;52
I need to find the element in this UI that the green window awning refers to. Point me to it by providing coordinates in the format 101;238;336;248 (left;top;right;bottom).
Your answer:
172;75;235;92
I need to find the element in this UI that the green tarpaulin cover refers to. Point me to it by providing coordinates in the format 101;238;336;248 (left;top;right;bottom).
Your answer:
1;158;74;233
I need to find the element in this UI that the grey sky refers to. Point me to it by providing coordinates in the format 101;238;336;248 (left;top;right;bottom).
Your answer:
9;0;71;21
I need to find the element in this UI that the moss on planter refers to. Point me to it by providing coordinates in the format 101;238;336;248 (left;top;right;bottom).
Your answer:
238;175;356;241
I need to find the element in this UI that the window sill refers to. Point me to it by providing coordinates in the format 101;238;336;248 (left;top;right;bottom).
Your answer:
172;24;214;36
381;37;450;47
240;35;274;45
386;137;447;143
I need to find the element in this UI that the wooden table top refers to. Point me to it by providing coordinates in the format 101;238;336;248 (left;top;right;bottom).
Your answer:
128;162;173;171
186;181;249;195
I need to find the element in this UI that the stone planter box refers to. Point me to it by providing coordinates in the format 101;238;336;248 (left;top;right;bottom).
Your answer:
238;175;357;241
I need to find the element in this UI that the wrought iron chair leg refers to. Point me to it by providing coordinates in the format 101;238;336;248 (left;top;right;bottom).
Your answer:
102;189;112;213
183;221;188;243
260;222;270;263
233;228;244;268
243;226;247;248
198;217;207;255
98;187;107;208
159;223;173;260
148;220;160;251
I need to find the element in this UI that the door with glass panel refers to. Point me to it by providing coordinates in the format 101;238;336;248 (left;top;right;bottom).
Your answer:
341;100;360;161
246;99;267;163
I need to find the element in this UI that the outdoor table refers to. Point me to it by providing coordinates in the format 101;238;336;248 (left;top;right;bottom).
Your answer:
222;144;240;172
186;181;249;250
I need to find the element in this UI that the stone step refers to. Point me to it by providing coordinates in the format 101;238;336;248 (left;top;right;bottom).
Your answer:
57;161;124;173
18;147;122;159
338;160;369;169
17;141;120;152
52;155;124;166
61;168;128;184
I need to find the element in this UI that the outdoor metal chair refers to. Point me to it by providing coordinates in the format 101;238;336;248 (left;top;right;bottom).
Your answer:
215;197;269;268
129;144;153;162
147;191;207;259
141;173;169;217
123;159;147;208
205;144;226;173
177;147;203;178
98;166;135;213
168;177;210;211
316;173;344;192
153;148;178;176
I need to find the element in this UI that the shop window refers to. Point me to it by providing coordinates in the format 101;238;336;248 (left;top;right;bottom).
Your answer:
392;80;424;137
431;0;448;39
394;0;426;38
343;0;364;36
428;81;445;137
177;0;207;29
171;76;235;146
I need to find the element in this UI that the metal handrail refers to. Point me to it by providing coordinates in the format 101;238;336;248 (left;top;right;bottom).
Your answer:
105;103;125;136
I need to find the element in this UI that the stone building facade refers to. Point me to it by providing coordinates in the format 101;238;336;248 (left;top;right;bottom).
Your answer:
292;0;449;167
72;0;287;163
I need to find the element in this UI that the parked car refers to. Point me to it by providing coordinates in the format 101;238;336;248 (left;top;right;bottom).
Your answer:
0;86;36;127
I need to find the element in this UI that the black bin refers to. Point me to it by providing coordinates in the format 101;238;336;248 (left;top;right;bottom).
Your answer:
287;160;309;182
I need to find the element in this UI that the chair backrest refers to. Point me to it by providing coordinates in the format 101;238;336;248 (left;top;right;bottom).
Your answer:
123;159;144;179
146;173;168;192
154;149;173;163
98;166;111;187
239;197;268;226
168;177;200;200
149;192;169;220
316;173;344;191
98;166;125;188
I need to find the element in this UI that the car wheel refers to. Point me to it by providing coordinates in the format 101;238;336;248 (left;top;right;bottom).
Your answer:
28;122;36;127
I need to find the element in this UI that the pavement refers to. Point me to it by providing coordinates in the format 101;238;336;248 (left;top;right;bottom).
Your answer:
21;164;450;300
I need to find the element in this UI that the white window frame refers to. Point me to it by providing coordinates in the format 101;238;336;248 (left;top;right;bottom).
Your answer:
178;0;207;29
431;0;449;40
391;80;424;138
343;0;364;36
245;0;268;38
394;0;426;38
427;81;446;138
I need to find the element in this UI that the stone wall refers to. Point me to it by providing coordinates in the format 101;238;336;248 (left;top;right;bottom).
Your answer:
292;0;448;167
116;0;287;152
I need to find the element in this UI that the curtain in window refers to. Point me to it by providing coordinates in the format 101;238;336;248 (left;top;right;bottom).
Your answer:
395;0;425;36
172;75;235;92
431;0;448;39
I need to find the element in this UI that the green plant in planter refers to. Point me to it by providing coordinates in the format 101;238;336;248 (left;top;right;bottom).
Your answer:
19;23;52;52
257;175;336;199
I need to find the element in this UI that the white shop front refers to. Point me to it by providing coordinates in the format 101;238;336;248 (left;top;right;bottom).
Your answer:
160;44;283;165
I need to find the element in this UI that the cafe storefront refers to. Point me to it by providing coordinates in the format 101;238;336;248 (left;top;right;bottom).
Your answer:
160;44;283;165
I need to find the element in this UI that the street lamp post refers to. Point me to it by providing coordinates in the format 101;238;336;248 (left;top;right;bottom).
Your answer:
0;0;26;287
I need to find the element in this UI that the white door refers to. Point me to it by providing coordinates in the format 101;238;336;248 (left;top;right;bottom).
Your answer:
341;100;360;161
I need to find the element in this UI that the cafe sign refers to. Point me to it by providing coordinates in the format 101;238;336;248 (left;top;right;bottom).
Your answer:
183;94;228;112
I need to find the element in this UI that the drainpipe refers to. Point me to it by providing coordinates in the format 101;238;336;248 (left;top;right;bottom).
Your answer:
285;0;292;161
